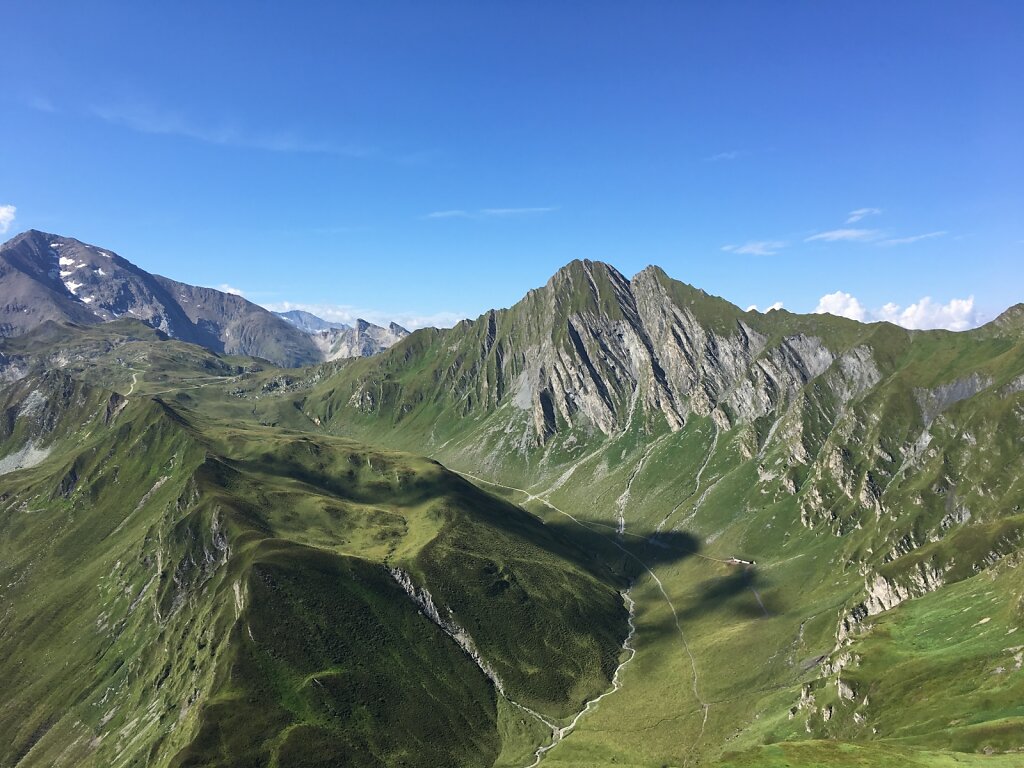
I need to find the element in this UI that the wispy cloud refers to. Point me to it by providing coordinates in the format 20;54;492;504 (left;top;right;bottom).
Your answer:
878;230;947;246
846;207;882;224
722;240;786;256
814;290;980;331
705;150;741;162
0;204;16;235
28;96;57;113
480;207;556;216
805;228;881;243
422;207;556;220
264;301;464;331
423;210;471;219
91;102;370;157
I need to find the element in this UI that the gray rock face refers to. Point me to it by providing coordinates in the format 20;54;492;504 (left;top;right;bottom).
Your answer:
915;373;993;427
0;231;100;336
344;259;879;445
0;230;321;367
836;565;946;643
387;567;505;692
274;310;409;359
309;318;410;360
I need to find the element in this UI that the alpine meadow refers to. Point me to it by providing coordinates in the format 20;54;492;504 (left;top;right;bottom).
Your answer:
1;4;1022;768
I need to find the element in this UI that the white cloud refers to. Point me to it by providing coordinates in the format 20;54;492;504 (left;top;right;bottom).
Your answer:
422;207;556;220
846;207;882;224
878;230;947;246
263;301;464;331
805;228;880;243
216;284;245;296
0;205;16;235
814;291;867;321
721;240;786;256
706;150;740;162
875;295;977;331
814;290;980;331
746;301;784;312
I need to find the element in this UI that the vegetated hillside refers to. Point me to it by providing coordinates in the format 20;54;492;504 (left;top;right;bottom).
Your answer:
287;259;1024;765
0;230;321;367
4;256;1024;767
0;370;629;768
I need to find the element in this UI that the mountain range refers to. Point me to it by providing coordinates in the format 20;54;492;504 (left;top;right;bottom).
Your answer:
0;231;408;367
1;231;1023;768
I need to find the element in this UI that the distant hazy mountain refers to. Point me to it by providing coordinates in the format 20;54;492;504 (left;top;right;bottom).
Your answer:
274;309;350;333
275;309;410;359
309;318;410;361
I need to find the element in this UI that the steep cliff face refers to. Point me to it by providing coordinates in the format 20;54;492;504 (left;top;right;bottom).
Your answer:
314;259;882;447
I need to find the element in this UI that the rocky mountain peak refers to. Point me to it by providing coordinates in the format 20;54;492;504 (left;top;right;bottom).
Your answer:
331;258;896;446
1;230;416;366
1;230;321;366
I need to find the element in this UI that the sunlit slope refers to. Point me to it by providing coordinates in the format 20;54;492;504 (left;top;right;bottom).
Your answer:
0;371;627;768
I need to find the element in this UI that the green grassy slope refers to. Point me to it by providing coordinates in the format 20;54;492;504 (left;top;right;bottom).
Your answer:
6;284;1024;766
0;370;627;768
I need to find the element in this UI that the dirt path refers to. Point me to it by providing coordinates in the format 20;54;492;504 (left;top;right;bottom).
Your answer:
144;373;243;396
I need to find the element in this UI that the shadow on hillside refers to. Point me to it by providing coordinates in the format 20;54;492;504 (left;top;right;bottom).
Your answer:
439;479;704;586
541;519;705;580
452;470;787;624
676;567;784;622
222;450;710;588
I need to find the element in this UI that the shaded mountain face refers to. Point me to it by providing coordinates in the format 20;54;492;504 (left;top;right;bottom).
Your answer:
0;230;321;367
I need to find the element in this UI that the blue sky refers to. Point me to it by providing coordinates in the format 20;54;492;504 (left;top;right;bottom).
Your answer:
2;2;1021;329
